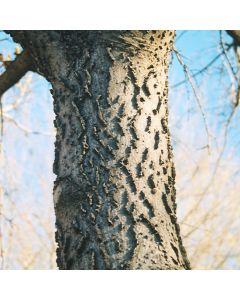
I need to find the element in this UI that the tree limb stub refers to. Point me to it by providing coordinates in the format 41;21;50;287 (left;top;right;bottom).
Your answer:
0;50;34;97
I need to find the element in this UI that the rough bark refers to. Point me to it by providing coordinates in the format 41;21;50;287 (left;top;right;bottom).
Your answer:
8;30;190;270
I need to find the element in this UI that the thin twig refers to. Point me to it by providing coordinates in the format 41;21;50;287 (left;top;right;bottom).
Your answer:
4;114;55;136
220;30;238;82
172;43;233;88
173;46;211;154
175;30;188;43
182;105;238;224
0;38;10;42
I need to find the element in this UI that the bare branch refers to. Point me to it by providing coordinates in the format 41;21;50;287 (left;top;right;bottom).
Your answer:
175;30;188;43
4;114;55;136
172;43;233;88
0;50;34;136
182;105;238;226
220;30;238;82
0;50;34;98
223;31;240;107
227;30;240;46
173;46;211;154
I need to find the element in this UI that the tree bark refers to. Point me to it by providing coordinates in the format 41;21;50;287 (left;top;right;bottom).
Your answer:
8;30;190;270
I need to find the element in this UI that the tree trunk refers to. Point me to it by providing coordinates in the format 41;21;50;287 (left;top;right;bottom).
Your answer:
9;30;190;270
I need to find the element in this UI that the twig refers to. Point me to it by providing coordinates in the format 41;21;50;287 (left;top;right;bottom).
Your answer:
182;105;238;224
0;38;11;42
175;30;188;43
172;43;233;88
220;30;238;82
4;114;55;136
173;46;211;154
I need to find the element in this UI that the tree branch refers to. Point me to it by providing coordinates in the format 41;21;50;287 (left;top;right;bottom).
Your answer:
227;30;240;46
0;50;34;97
173;46;211;154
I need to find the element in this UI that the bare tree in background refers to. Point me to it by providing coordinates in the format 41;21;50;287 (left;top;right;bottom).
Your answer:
0;63;56;269
170;30;240;269
0;38;57;269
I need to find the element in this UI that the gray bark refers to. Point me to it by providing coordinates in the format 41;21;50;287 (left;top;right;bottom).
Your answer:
8;30;190;270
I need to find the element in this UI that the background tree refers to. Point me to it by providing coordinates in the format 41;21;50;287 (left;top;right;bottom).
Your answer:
0;39;56;269
171;30;240;269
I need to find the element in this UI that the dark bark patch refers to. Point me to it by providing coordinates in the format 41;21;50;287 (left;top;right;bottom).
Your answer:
164;183;170;195
156;97;161;112
136;163;143;177
142;148;149;162
162;193;172;214
139;214;162;245
171;257;178;266
152;109;157;115
154;131;160;149
148;175;157;195
161;118;168;134
170;242;180;262
127;66;140;110
125;146;132;158
145;116;151;132
120;191;138;263
147;174;156;189
159;156;164;166
168;176;173;186
117;103;125;118
149;161;155;170
143;199;155;218
162;167;167;175
139;191;145;200
119;165;137;194
142;78;151;97
113;117;125;136
129;126;138;140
